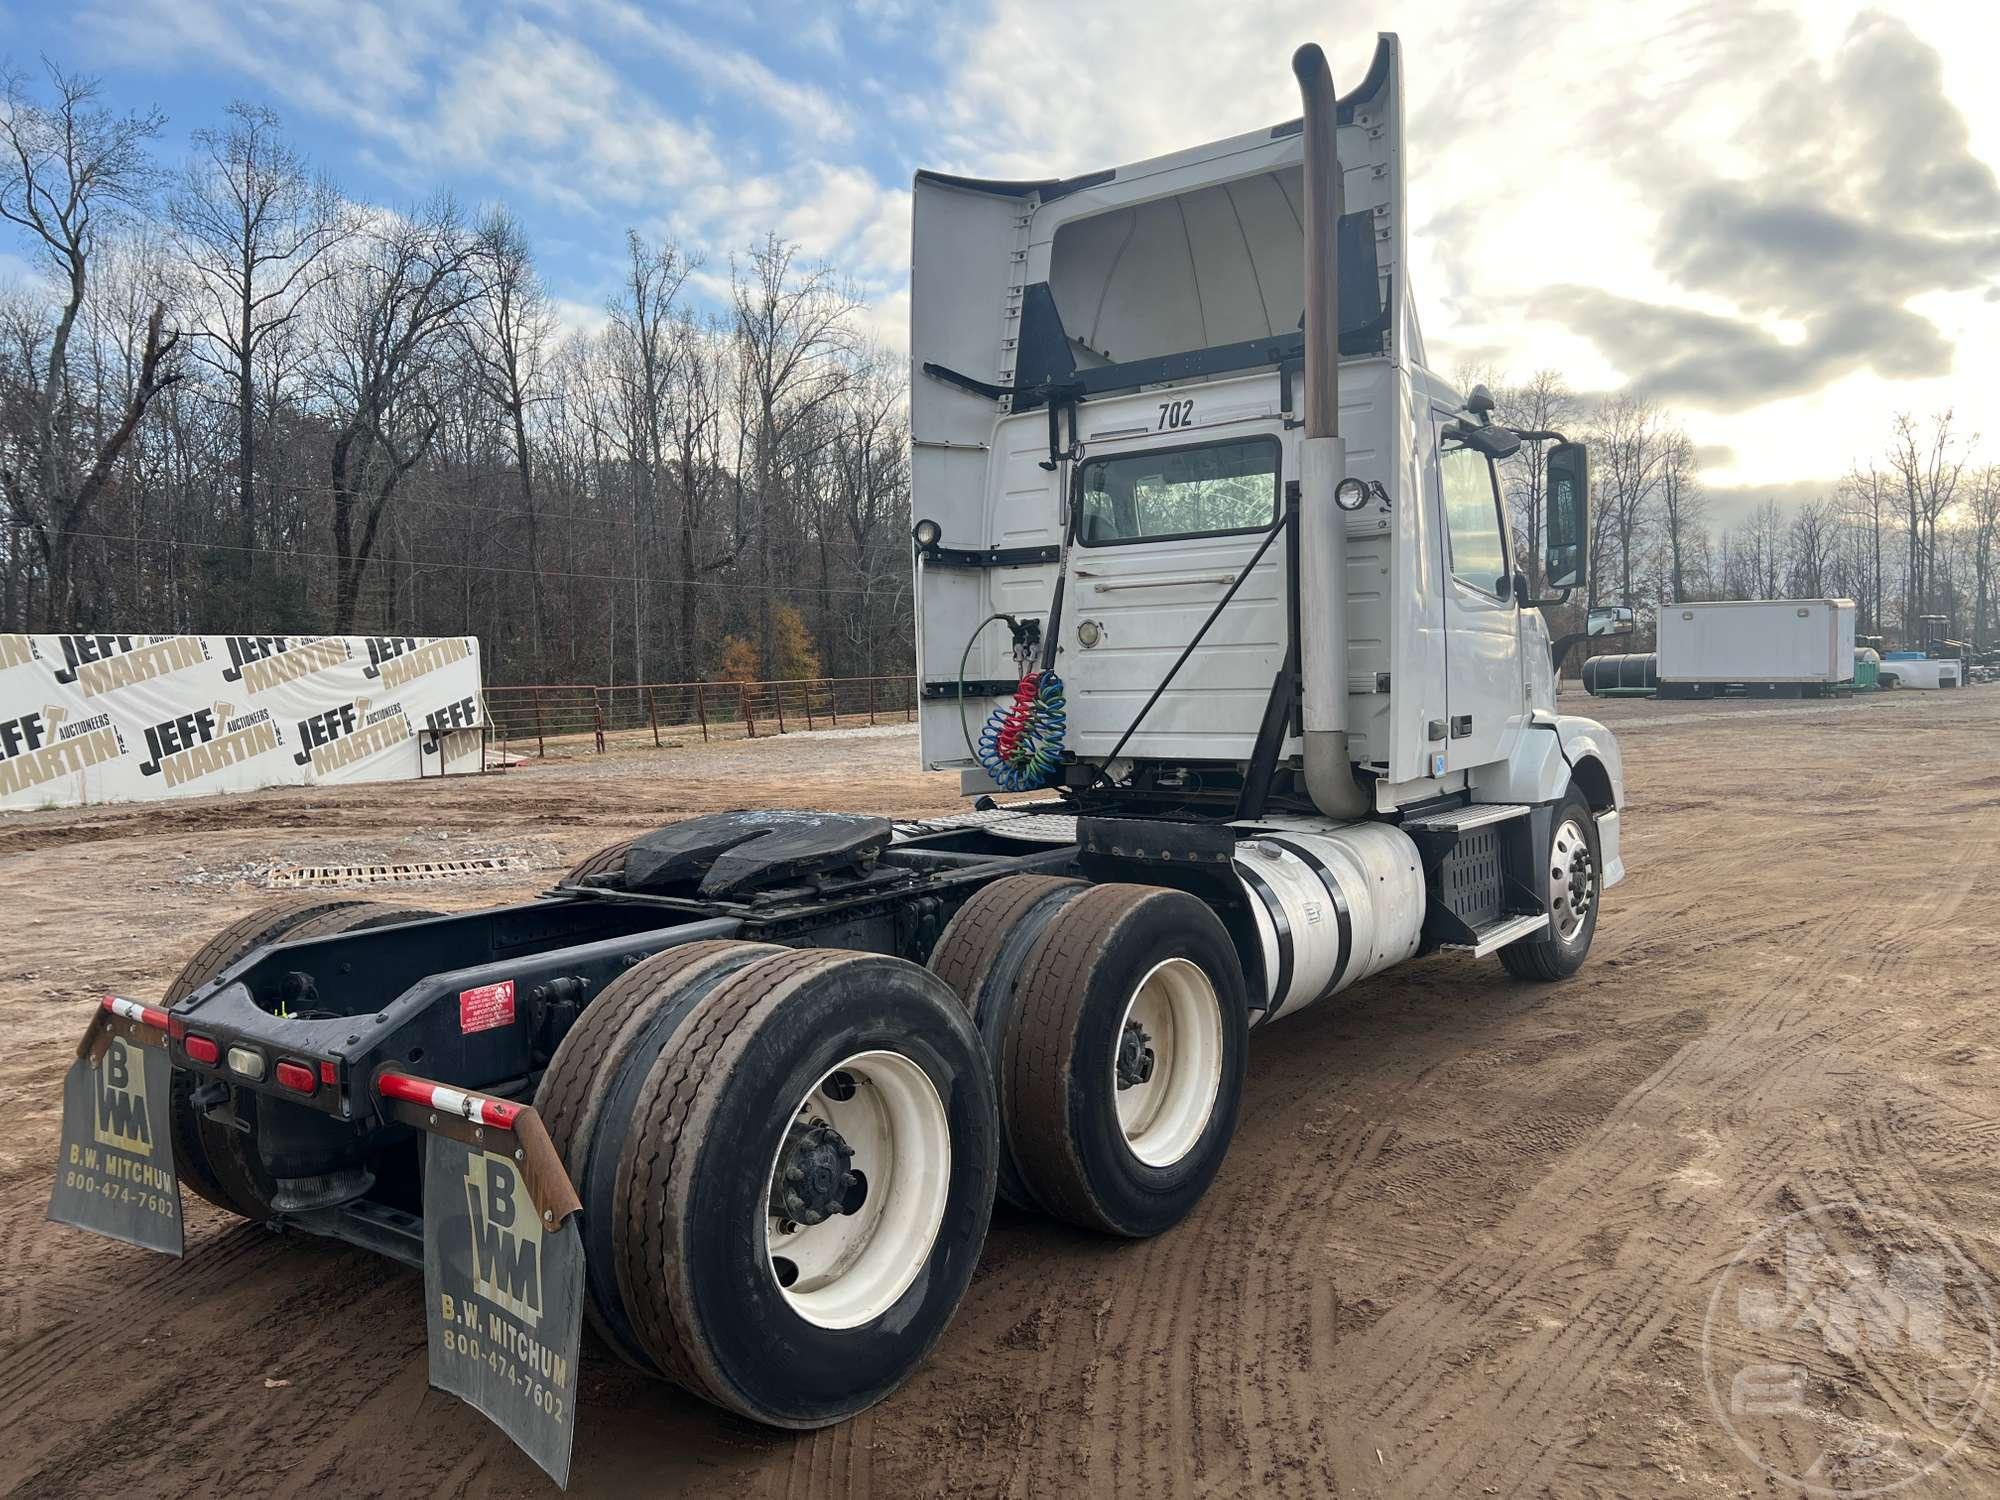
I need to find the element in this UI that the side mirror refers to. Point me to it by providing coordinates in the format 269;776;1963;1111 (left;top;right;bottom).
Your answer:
1586;605;1634;637
1544;442;1589;592
1448;421;1522;462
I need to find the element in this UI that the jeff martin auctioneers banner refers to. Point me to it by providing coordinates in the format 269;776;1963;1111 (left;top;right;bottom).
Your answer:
0;634;485;811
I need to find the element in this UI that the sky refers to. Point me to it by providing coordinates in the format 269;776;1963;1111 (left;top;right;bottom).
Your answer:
4;0;1997;531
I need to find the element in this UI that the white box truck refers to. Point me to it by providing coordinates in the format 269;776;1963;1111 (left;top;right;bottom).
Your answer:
1656;599;1857;697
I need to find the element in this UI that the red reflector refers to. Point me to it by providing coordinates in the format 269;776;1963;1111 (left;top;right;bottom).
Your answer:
275;1060;316;1094
319;1060;339;1086
184;1035;220;1065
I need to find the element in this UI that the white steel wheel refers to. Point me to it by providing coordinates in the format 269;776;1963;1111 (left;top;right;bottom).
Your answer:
1112;958;1225;1168
765;1049;952;1330
1549;815;1597;942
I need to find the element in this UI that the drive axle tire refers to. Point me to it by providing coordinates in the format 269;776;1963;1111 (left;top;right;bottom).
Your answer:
1004;883;1249;1238
926;874;1087;1208
615;948;997;1428
534;938;781;1370
1500;787;1601;982
165;899;439;1221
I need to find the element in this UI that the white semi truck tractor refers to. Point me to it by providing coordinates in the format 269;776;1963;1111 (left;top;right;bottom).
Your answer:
48;33;1628;1470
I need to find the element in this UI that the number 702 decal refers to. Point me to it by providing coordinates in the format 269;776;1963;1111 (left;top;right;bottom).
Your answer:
1155;398;1195;431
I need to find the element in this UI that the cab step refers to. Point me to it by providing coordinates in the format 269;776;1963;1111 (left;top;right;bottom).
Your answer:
1446;911;1550;958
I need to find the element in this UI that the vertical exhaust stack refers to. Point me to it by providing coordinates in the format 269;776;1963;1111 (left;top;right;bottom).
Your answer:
1292;44;1369;819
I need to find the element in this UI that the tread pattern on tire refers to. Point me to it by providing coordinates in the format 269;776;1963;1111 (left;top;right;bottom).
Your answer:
1002;883;1156;1229
535;940;768;1176
615;947;844;1406
928;874;1086;1208
927;874;1084;1003
535;938;781;1369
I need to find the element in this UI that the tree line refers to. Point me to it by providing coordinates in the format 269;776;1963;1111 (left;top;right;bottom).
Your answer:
8;65;1990;694
1;64;911;688
1489;372;1998;652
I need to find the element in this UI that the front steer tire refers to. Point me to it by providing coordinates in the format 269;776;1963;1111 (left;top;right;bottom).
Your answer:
1500;786;1602;982
614;948;998;1429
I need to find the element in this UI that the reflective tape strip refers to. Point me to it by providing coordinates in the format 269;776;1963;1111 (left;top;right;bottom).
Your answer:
101;994;170;1032
377;1070;523;1129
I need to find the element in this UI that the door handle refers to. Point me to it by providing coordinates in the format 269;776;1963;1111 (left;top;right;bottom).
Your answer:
1088;575;1237;592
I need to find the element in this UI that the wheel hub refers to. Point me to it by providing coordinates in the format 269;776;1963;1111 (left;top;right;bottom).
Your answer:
771;1120;858;1226
1116;1020;1156;1089
1550;816;1597;942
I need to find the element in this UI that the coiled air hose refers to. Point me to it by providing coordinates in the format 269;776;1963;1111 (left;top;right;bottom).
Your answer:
958;613;1067;792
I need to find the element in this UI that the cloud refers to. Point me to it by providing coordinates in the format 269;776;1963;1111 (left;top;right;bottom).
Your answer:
1535;9;1997;416
583;0;857;143
1535;286;1955;409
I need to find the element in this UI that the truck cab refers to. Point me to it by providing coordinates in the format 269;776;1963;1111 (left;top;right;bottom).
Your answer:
910;32;1624;865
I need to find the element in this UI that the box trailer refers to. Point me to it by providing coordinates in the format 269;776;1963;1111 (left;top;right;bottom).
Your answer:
1656;599;1856;698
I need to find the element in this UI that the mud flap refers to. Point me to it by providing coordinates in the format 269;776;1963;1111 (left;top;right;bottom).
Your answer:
47;1001;183;1256
411;1088;585;1488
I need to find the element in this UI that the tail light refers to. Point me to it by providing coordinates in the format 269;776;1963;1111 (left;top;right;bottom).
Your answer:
274;1060;316;1095
184;1034;220;1065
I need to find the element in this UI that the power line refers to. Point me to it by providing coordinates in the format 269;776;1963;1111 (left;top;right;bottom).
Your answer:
14;524;917;597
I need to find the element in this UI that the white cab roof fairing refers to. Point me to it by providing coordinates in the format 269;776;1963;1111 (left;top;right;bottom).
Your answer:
909;32;1414;431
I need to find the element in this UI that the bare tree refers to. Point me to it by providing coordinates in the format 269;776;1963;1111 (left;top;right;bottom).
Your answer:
1746;498;1788;598
664;309;746;681
0;62;177;626
1969;464;2000;651
1585;393;1666;606
168;102;348;591
1838;461;1891;633
1656;428;1707;605
1495;370;1576;592
1886;410;1968;634
468;208;556;660
606;231;692;682
1786;498;1837;598
314;198;482;633
732;236;857;672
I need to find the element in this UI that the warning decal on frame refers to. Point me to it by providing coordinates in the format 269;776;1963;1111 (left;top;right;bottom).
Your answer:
459;979;515;1034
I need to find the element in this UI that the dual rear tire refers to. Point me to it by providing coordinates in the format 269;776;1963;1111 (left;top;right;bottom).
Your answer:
536;944;997;1428
928;878;1250;1238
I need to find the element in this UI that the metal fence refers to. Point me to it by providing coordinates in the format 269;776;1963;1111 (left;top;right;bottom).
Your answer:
482;675;919;758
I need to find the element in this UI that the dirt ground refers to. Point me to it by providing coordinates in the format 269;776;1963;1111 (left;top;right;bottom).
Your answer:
3;690;1998;1498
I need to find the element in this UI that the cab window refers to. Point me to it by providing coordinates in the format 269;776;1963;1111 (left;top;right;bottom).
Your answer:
1077;438;1279;545
1439;443;1509;598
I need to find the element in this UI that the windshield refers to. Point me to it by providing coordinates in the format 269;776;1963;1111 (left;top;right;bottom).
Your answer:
1076;437;1279;546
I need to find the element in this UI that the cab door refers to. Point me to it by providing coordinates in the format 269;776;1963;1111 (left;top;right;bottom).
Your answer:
1058;428;1288;763
1433;416;1523;772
